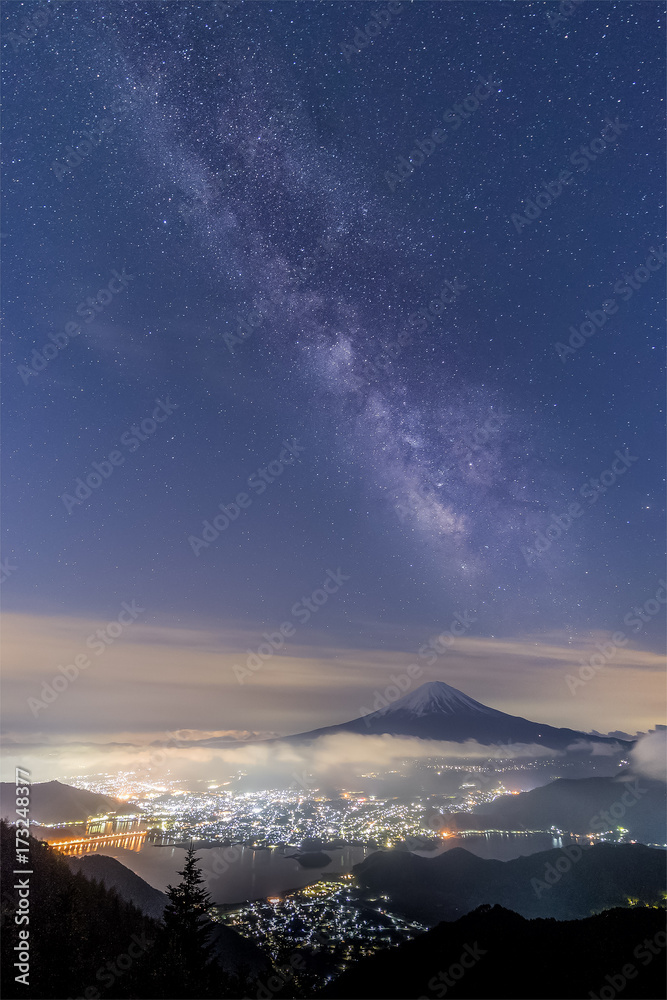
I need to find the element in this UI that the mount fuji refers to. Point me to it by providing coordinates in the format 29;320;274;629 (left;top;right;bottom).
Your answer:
281;681;632;750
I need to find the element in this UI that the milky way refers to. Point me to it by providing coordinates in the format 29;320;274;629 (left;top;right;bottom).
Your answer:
106;19;578;603
3;1;664;651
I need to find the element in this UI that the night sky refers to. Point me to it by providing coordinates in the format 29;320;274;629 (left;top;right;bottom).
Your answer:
2;1;665;760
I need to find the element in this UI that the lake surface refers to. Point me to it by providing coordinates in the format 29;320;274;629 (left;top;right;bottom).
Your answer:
71;831;571;904
423;830;578;861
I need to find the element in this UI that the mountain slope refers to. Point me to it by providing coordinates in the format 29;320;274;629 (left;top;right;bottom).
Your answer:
65;854;168;919
352;842;666;923
1;820;159;1000
277;681;633;750
317;904;667;999
64;853;271;974
0;779;130;824
449;774;667;844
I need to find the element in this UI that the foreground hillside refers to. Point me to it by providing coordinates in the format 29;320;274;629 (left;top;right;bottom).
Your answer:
0;823;267;999
319;903;667;999
354;842;666;923
1;821;159;999
66;853;273;977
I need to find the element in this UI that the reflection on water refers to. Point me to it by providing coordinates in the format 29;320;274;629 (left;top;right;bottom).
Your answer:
50;830;147;856
63;832;571;902
414;831;582;862
65;841;372;903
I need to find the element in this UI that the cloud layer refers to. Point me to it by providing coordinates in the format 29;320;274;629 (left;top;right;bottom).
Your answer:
2;610;663;782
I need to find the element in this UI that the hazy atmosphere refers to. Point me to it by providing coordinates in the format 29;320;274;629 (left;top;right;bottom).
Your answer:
2;3;665;999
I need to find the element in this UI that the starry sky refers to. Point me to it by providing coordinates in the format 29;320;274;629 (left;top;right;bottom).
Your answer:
2;1;665;759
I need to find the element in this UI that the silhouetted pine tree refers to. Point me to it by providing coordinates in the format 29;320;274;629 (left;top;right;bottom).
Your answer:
155;844;223;998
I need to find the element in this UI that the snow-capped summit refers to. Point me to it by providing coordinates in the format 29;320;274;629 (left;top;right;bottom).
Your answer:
279;679;633;751
372;681;492;718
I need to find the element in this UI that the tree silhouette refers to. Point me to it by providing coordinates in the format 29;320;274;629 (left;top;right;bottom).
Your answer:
157;844;221;998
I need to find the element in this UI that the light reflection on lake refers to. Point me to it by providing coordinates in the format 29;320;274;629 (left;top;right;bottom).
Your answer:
70;832;570;903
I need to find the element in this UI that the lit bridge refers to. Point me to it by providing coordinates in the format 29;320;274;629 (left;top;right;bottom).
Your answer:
51;830;147;855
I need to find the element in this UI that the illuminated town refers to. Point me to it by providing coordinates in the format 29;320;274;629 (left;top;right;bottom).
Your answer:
216;876;429;992
56;755;642;852
62;763;518;848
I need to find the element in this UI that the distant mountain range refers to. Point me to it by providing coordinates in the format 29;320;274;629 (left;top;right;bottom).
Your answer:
318;903;667;999
449;774;667;844
0;779;132;824
275;681;634;750
352;842;666;924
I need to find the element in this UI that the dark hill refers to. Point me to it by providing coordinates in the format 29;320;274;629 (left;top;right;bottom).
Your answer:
0;822;273;998
0;779;131;824
451;774;667;844
65;854;168;919
353;842;666;923
66;854;271;974
1;820;159;1000
318;903;666;999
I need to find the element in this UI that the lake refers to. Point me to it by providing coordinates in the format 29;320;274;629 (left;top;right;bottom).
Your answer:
70;831;572;904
